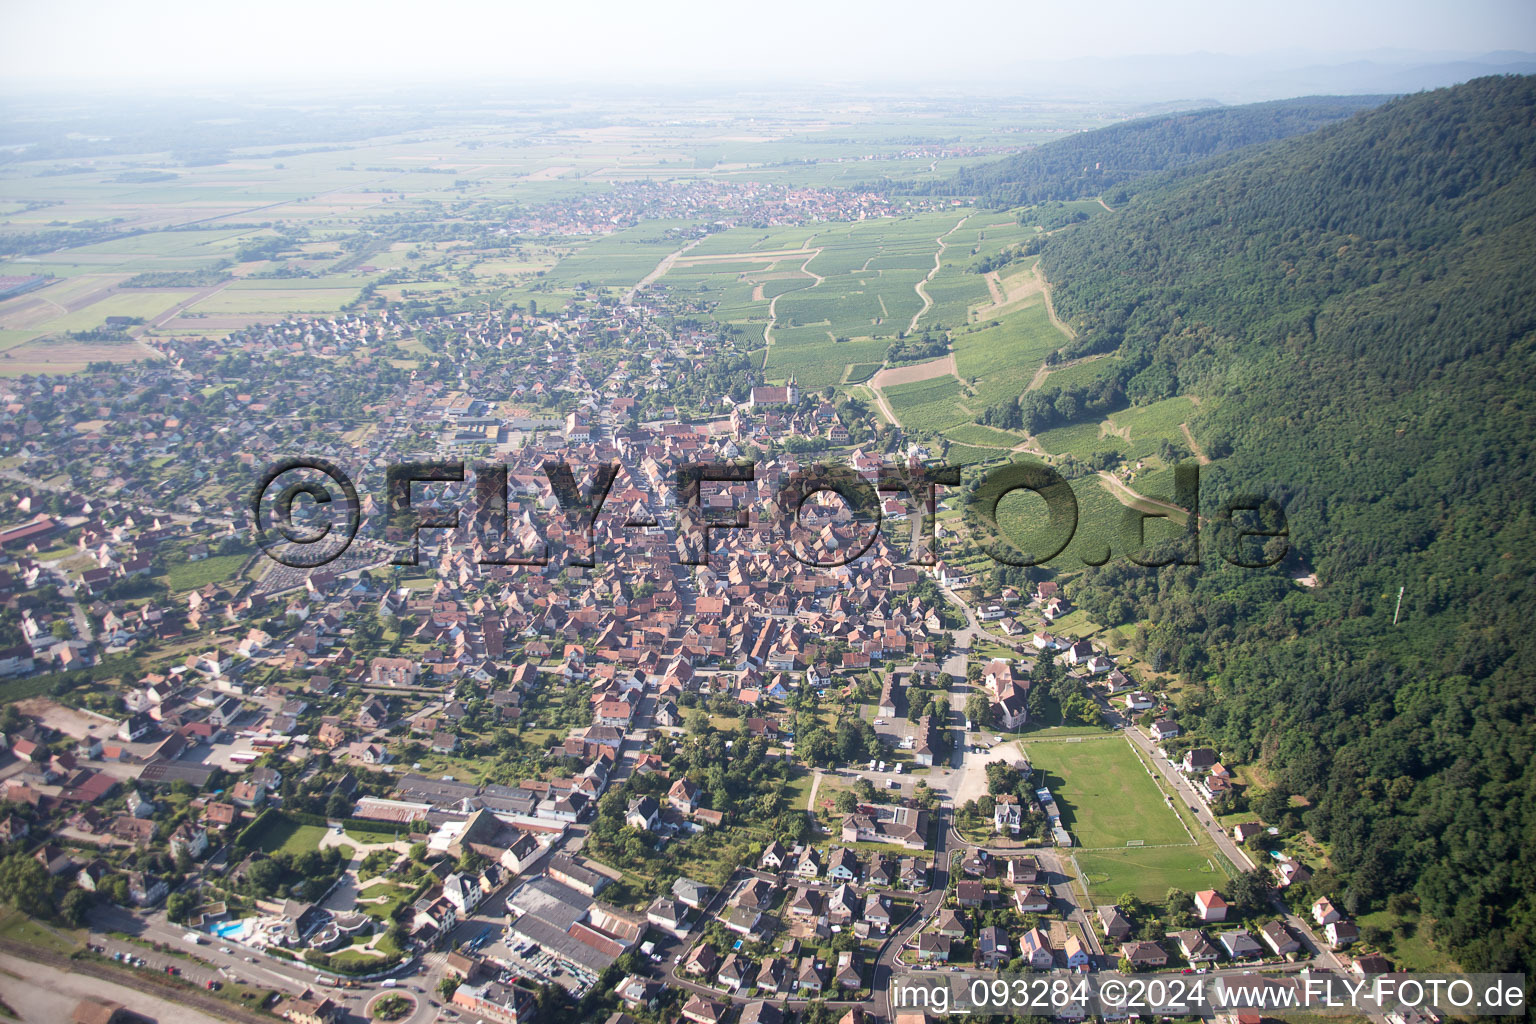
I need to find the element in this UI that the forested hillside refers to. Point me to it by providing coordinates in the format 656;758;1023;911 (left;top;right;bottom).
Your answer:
906;95;1384;206
1039;75;1536;975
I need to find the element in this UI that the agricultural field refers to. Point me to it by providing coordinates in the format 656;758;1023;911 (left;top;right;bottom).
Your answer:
883;375;970;432
1035;419;1130;462
538;219;701;290
953;296;1067;408
944;422;1028;447
1034;355;1122;391
0;98;1132;367
1103;395;1203;461
992;473;1145;567
942;443;1004;466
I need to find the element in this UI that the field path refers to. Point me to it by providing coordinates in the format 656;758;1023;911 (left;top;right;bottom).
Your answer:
858;382;900;427
1026;351;1111;392
1181;422;1212;464
763;248;823;347
1033;261;1077;341
974;265;1045;320
983;271;1005;306
626;236;703;302
146;279;235;331
909;215;967;333
1097;197;1116;213
863;352;961;430
1097;471;1194;524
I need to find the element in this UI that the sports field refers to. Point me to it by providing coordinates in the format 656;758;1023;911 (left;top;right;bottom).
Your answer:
1025;735;1190;847
1072;844;1228;902
1024;734;1226;900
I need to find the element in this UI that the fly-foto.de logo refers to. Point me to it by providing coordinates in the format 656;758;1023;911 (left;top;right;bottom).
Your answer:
248;457;1288;571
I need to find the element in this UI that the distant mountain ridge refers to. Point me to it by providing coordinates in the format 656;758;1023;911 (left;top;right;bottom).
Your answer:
907;95;1386;206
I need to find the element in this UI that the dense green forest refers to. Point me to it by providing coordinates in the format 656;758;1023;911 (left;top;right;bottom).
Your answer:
899;96;1384;206
1040;75;1536;975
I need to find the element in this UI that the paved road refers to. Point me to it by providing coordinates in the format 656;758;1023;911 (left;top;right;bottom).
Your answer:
87;902;438;1024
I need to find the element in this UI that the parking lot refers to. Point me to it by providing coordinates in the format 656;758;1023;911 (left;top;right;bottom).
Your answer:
473;923;596;996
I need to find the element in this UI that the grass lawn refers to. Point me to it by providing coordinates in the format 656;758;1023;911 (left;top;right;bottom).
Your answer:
164;553;247;592
0;908;83;954
1355;908;1457;972
781;769;815;812
1023;735;1190;847
1071;844;1227;902
356;882;413;922
1043;609;1102;638
247;813;329;856
344;825;407;846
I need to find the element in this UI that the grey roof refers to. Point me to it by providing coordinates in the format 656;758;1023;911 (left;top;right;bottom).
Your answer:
506;910;614;973
507;874;590;930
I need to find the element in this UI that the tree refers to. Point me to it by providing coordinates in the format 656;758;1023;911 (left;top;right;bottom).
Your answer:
1061;693;1099;725
243;858;282;897
0;855;54;918
325;790;352;819
437;976;461;999
965;693;992;730
166;891;196;924
1251;787;1290;824
1027;684;1049;719
1229;869;1271;914
834;790;858;814
1118;955;1137;973
60;888;93;926
102;874;130;907
985;761;1023;797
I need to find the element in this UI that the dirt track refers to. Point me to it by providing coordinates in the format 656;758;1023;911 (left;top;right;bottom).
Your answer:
1033;262;1075;340
862;353;960;429
1181;422;1212;464
626;237;704;302
909;216;967;333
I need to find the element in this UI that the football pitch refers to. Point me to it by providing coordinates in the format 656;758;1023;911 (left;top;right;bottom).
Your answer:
1024;734;1226;900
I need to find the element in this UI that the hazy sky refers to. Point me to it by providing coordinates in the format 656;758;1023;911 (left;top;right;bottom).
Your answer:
2;0;1534;88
